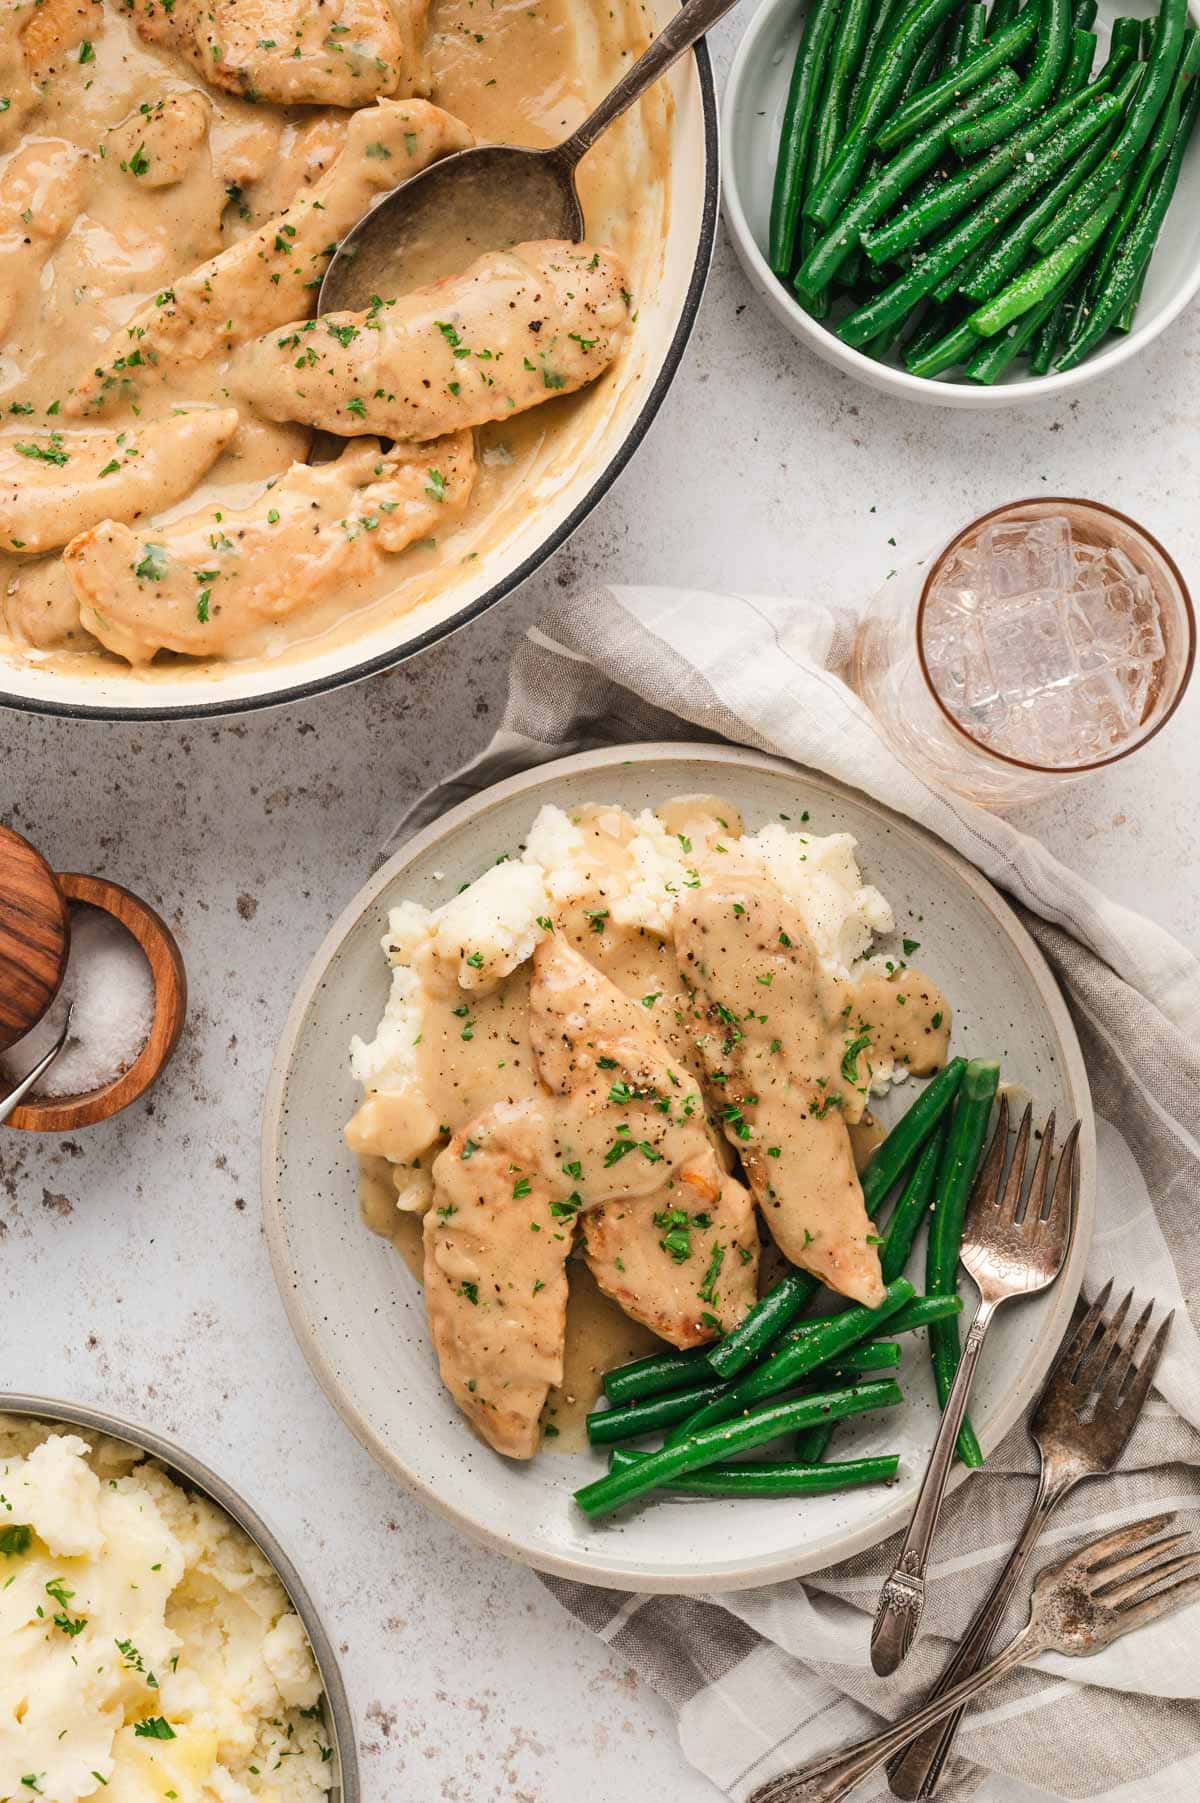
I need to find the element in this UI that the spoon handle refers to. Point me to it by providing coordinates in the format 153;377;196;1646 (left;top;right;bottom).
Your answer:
0;1004;72;1126
561;0;745;161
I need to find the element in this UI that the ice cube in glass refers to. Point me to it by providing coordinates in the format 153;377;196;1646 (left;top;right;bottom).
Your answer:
978;515;1073;599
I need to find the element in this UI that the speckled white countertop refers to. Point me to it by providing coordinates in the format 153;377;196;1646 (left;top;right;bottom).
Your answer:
2;9;1197;1799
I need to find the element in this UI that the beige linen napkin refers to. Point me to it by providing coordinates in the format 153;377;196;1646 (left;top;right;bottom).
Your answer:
393;585;1200;1803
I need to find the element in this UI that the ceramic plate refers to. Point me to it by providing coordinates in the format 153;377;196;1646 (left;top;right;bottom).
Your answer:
261;743;1094;1593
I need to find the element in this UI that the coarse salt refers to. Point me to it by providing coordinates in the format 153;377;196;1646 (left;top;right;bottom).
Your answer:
0;903;155;1099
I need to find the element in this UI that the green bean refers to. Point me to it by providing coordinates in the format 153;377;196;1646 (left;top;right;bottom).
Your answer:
587;1378;730;1445
602;1343;712;1404
846;0;902;126
804;0;876;312
905;314;975;376
606;1446;901;1497
796;71;1020;298
960;2;988;57
861;1057;967;1215
988;0;1022;29
1071;0;1097;25
1062;25;1098;89
1035;0;1189;252
1141;15;1157;61
792;1301;960;1456
873;11;1038;153
926;1058;999;1468
934;225;1006;301
943;5;971;72
1108;15;1147;84
969;179;1125;334
669;1279;916;1444
843;92;1122;346
880;1122;946;1282
1083;31;1199;305
573;1379;904;1518
588;1339;890;1459
768;0;844;277
1056;75;1200;368
707;1267;820;1379
1030;287;1071;370
950;0;1074;158
865;81;1117;263
1115;263;1147;330
792;1422;838;1461
961;117;1118;299
905;16;954;98
779;1291;964;1352
806;0;967;227
965;270;1074;380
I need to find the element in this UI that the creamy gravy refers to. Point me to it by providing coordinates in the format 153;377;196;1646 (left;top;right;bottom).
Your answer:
353;797;952;1455
0;0;665;672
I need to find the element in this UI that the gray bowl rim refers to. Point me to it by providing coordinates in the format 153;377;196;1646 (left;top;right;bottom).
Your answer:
0;1391;360;1800
0;47;718;725
260;738;1096;1592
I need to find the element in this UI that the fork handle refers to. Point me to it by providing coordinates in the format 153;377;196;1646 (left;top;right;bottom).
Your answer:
886;1464;1077;1798
871;1298;998;1676
748;1628;1040;1803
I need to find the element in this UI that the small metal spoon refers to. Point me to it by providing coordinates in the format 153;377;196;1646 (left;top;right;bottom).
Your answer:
0;1005;73;1127
317;0;744;313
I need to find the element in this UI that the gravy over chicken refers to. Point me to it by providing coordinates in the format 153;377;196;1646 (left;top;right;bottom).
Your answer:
347;796;952;1459
0;0;656;673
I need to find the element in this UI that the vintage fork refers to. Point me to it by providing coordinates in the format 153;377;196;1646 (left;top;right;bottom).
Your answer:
749;1513;1200;1803
888;1280;1173;1798
871;1101;1079;1675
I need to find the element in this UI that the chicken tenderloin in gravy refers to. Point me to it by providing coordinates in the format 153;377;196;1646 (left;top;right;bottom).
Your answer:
347;796;953;1459
0;0;654;675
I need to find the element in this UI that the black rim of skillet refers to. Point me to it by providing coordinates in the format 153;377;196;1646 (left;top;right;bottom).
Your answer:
1;46;720;725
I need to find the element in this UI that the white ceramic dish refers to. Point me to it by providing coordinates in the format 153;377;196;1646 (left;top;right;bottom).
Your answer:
0;16;716;723
262;742;1095;1594
0;1393;359;1801
722;0;1200;407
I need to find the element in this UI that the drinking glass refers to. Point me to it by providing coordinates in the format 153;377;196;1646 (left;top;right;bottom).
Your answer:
851;498;1195;808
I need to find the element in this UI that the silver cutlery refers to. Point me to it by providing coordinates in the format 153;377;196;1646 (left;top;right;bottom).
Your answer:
872;1101;1079;1676
888;1280;1173;1798
749;1513;1200;1803
0;1004;72;1127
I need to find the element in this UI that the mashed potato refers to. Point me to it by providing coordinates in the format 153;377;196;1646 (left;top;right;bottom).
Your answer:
0;1420;332;1803
349;795;905;1211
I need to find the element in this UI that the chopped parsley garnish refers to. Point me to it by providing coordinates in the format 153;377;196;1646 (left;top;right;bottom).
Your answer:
133;1719;176;1741
425;468;447;502
327;321;358;347
134;542;168;582
931;1011;944;1029
697;1243;724;1305
78;38;95;61
127;144;150;177
841;1031;872;1083
512;1175;532;1200
458;1281;479;1305
902;938;921;956
15;438;69;466
0;1526;32;1557
345;396;367;418
653;1208;693;1263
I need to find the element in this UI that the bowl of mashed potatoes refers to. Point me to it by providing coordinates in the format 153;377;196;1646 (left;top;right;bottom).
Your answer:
0;1400;357;1802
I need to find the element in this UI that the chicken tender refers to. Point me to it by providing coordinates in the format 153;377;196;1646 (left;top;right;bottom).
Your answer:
61;432;476;663
235;241;631;441
136;0;428;108
67;100;472;416
674;877;887;1309
583;1167;759;1349
0;407;239;556
0;136;91;339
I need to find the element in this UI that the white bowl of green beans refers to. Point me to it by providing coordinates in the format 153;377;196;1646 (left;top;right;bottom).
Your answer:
722;0;1200;404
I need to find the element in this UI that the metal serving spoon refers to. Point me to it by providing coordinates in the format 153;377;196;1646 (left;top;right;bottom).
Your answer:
317;0;742;313
0;1005;72;1127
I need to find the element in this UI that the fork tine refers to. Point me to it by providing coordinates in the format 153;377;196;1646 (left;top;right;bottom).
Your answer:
1076;1511;1177;1570
1025;1108;1056;1220
998;1103;1033;1221
1037;1119;1078;1241
1099;1298;1155;1407
1114;1567;1200;1632
1100;1548;1200;1606
1111;1310;1174;1419
1089;1531;1190;1591
1056;1278;1115;1385
1078;1288;1135;1392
